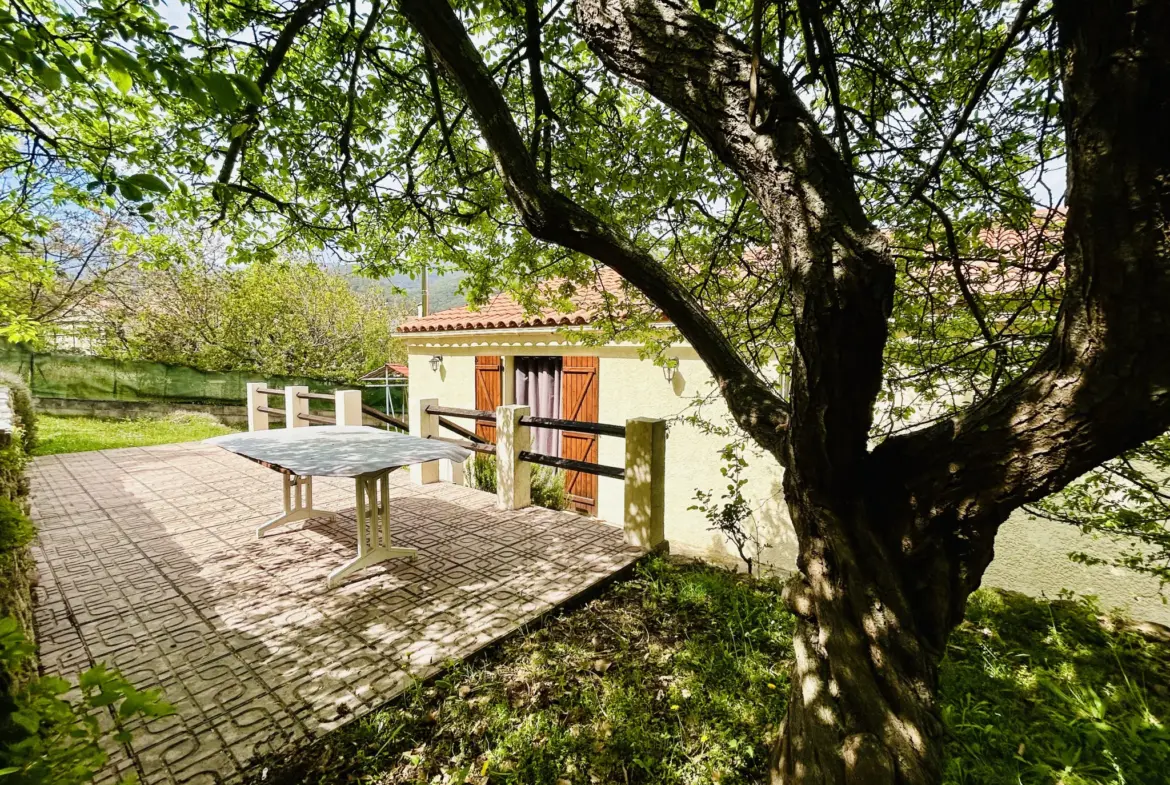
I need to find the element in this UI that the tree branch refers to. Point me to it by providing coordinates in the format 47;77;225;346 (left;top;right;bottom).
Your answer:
395;0;789;453
906;0;1042;203
575;0;893;485
217;0;335;187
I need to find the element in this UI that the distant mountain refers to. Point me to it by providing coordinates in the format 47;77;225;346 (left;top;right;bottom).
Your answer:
345;269;467;313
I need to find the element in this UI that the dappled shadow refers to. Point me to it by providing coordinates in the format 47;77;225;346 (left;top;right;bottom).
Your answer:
940;588;1170;783
29;441;639;784
208;425;469;478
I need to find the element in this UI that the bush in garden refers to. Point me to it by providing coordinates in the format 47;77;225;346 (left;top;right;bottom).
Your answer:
0;617;173;784
468;454;569;512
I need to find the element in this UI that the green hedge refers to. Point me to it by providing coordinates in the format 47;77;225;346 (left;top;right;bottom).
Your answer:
0;376;37;706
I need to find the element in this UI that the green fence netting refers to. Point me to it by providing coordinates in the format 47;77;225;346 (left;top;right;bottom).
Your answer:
0;343;406;414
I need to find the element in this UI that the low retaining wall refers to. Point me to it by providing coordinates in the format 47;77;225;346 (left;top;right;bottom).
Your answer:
34;396;249;426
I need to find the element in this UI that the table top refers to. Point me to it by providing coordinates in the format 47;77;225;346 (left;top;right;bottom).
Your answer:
206;426;473;478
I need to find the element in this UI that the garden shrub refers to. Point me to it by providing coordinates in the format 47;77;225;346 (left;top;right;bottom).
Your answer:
0;381;35;694
0;371;36;455
0;617;172;785
467;454;569;512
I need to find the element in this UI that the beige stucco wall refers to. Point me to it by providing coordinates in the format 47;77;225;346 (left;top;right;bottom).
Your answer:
984;509;1170;625
404;328;1170;621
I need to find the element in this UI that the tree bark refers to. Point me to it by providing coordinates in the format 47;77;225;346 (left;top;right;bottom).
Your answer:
770;2;1170;781
397;0;1170;783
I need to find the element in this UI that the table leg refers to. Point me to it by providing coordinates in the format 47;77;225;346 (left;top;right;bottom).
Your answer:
327;470;416;588
256;474;336;538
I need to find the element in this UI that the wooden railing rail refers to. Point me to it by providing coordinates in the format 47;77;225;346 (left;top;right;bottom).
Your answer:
519;416;626;438
425;404;496;422
517;450;625;480
437;416;486;444
361;404;408;431
295;391;336;402
430;435;496;455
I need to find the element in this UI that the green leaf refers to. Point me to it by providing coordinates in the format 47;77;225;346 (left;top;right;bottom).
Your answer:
230;122;250;139
104;46;141;75
108;64;132;94
12;29;34;52
118;181;144;202
53;53;83;81
35;65;61;91
39;676;71;694
124;173;171;194
118;691;146;717
201;72;239;112
228;73;263;105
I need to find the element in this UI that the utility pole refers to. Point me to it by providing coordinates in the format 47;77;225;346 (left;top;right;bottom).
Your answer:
420;264;430;317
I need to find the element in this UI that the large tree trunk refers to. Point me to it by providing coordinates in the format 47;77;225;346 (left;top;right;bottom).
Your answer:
398;0;1170;783
770;498;945;785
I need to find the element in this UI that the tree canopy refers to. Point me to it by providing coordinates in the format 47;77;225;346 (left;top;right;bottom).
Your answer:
90;255;408;381
2;0;1168;782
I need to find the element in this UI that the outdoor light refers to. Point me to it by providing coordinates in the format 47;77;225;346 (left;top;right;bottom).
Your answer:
662;363;676;383
429;355;443;372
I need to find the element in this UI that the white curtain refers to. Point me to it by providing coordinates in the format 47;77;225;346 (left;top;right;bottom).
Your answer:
515;356;562;456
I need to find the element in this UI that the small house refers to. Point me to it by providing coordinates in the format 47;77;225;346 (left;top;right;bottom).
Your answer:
397;268;795;570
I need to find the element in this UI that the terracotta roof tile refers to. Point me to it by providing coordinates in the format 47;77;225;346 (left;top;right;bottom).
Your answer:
398;268;631;333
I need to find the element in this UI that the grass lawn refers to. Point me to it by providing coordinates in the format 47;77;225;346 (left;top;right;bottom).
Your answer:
31;412;240;456
244;557;1170;785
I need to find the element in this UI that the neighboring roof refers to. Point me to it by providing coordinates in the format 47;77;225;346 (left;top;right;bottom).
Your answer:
398;267;631;334
360;363;409;380
398;212;1064;335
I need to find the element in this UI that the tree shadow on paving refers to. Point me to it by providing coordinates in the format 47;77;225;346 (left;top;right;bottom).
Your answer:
31;444;634;784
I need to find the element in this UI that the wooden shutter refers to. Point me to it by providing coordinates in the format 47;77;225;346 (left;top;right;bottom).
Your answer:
561;356;599;515
474;355;504;443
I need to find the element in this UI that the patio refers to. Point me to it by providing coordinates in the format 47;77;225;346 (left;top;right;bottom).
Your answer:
28;441;642;785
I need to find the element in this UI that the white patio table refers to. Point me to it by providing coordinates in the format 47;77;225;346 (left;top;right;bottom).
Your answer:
206;426;471;587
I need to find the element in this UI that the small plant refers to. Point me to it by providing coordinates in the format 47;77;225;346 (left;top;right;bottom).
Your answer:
469;454;497;494
0;617;173;785
691;444;769;574
0;499;34;553
531;466;568;511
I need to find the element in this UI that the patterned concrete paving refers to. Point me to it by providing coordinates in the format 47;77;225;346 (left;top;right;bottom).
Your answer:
28;441;642;785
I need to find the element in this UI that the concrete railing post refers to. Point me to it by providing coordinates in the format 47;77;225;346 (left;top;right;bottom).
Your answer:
335;389;364;426
247;382;269;432
623;417;666;549
496;404;531;510
285;385;310;428
410;397;440;484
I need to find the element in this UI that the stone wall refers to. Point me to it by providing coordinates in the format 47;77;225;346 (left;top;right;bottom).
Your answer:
34;396;249;426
